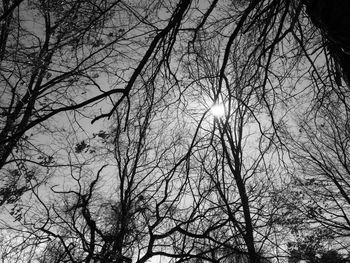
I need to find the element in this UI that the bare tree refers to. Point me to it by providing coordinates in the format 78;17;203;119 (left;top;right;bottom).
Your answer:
1;0;350;262
282;86;350;248
0;0;193;205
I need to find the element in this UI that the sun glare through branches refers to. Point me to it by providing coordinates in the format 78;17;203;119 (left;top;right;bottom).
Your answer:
210;104;225;118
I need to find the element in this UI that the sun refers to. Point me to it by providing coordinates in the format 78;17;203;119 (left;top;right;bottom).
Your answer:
210;104;225;117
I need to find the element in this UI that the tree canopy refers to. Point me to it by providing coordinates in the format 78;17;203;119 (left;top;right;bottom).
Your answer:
1;0;350;263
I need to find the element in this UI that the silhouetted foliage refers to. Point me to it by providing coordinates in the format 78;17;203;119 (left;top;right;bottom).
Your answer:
1;1;350;263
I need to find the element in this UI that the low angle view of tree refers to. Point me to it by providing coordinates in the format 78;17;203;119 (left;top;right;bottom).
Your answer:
1;0;350;262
